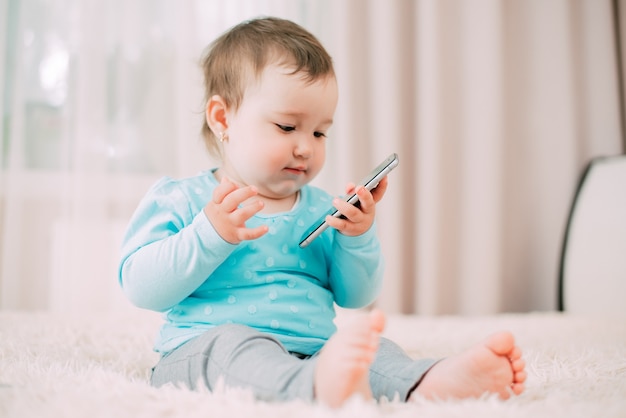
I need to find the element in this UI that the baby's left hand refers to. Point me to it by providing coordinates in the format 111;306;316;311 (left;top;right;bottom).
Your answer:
324;176;389;237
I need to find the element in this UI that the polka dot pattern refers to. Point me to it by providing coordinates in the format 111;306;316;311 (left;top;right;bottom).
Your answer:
125;174;376;356
180;184;359;348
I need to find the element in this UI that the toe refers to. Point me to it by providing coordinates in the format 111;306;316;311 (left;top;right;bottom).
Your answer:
369;309;386;333
509;346;523;361
499;388;512;400
511;358;525;372
511;382;525;395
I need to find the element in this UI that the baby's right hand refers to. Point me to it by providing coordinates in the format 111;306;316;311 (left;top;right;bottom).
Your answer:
203;177;268;244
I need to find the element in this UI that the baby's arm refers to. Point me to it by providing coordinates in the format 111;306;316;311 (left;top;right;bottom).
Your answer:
328;226;384;308
119;211;235;311
326;177;389;308
119;177;266;311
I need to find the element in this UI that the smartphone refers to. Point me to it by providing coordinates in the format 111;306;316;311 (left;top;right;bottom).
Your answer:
298;152;399;248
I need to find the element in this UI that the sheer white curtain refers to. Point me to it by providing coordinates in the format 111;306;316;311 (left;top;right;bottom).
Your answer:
0;0;330;313
0;0;623;315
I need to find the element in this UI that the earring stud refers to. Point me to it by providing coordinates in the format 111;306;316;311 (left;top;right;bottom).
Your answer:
219;132;228;143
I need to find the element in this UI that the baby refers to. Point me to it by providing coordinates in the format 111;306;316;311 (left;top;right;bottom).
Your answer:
118;16;526;407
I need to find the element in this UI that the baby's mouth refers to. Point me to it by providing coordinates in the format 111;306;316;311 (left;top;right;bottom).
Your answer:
284;167;307;175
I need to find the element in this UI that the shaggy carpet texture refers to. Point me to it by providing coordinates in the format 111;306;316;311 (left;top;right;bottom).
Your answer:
0;310;625;418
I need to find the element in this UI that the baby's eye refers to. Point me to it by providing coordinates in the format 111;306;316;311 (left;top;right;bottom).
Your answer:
276;124;295;132
313;131;327;138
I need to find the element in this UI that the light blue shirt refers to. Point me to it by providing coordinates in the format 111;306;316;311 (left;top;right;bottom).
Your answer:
118;170;384;355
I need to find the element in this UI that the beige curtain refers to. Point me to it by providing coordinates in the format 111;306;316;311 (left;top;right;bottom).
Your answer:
1;0;623;315
318;0;624;315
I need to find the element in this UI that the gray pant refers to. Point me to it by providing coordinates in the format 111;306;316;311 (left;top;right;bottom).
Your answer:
151;323;438;402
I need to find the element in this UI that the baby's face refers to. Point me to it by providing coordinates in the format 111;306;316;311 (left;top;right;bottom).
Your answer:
220;64;338;200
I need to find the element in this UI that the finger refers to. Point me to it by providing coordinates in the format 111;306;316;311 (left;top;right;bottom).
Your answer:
229;199;265;225
332;197;362;221
212;177;239;204
238;225;269;241
220;185;259;212
344;182;356;195
369;176;388;203
324;213;350;231
324;213;364;237
354;186;375;214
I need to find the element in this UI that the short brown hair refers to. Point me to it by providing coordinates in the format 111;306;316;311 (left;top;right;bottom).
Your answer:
200;16;335;159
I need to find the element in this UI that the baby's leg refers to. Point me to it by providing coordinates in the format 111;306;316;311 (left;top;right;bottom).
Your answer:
314;309;386;407
151;323;318;401
411;331;526;400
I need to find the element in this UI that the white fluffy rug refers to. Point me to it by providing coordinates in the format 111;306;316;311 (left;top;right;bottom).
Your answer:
1;310;625;418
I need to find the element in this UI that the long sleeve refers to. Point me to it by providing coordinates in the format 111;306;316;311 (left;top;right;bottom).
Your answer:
117;178;385;355
327;223;384;308
118;177;237;312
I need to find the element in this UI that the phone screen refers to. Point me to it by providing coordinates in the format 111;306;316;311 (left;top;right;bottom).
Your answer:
298;153;399;248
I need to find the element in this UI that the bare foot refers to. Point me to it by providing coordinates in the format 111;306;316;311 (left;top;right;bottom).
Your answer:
412;331;526;400
314;309;386;407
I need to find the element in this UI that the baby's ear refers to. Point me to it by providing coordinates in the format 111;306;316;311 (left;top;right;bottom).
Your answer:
206;95;229;134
